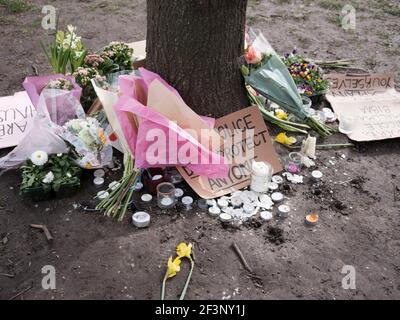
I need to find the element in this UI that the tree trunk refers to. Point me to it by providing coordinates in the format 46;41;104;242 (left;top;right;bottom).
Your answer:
146;0;249;118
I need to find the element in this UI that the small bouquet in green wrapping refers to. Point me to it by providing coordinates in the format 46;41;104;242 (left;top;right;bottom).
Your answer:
241;29;335;138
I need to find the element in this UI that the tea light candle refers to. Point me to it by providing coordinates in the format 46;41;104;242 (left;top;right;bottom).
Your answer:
94;169;105;178
160;197;174;207
278;205;290;218
243;203;255;215
134;182;143;191
108;181;120;191
170;173;183;185
208;206;221;217
217;198;229;209
174;188;184;198
230;196;242;208
141;193;153;203
268;182;279;192
132;211;150;228
311;170;323;182
94;177;104;187
181;196;193;211
152;174;163;181
305;213;319;226
219;213;233;224
97;190;109;200
197;198;208;210
271;192;284;203
206;199;217;207
260;211;273;221
272;175;284;184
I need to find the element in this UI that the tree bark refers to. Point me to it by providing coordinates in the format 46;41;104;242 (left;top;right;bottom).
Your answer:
146;0;249;118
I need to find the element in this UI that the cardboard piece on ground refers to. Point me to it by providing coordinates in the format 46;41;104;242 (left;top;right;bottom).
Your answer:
326;73;400;141
128;40;146;69
178;106;283;199
0;91;35;149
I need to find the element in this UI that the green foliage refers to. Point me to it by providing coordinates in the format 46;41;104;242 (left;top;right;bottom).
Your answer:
0;0;33;13
20;154;81;192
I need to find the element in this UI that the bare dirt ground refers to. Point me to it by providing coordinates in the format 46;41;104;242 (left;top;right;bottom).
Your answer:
1;0;400;300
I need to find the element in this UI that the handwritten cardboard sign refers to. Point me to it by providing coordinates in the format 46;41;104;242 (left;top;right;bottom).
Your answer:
0;91;36;149
326;73;400;141
178;106;282;199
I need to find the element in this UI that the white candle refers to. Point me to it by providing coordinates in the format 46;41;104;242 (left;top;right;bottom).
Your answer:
141;194;153;203
219;213;233;223
93;177;104;187
311;170;323;181
271;192;284;203
94;169;105;178
174;188;184;198
97;190;109;200
268;182;279;191
108;181;120;191
132;211;150;228
208;206;221;217
278;205;290;218
260;211;273;221
272;175;284;184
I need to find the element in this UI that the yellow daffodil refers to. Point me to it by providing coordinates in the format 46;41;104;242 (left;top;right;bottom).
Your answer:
275;109;288;120
275;132;297;147
167;257;181;279
177;243;193;259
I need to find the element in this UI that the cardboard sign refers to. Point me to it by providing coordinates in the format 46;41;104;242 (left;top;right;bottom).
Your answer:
178;106;282;199
326;73;400;142
0;91;35;149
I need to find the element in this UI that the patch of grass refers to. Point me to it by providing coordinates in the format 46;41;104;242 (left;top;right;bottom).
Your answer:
318;0;343;10
326;13;342;27
273;0;294;4
0;0;33;13
382;4;400;17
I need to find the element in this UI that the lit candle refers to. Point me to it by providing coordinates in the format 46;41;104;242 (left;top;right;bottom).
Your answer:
305;213;319;226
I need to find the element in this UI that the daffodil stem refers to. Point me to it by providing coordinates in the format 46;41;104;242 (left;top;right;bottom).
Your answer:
179;258;194;300
161;272;168;300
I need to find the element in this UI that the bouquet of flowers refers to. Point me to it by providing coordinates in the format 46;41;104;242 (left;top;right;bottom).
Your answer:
41;25;87;74
45;78;74;90
100;41;134;72
242;29;335;138
283;49;330;100
62;117;112;169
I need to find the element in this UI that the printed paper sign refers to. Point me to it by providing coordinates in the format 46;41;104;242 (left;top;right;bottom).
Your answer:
178;106;282;199
326;73;400;142
0;91;36;149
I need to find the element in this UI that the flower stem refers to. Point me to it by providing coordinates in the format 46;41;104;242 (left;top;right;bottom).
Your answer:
161;272;168;300
179;258;194;300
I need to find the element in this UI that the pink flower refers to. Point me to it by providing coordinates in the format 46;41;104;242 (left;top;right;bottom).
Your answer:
245;45;262;65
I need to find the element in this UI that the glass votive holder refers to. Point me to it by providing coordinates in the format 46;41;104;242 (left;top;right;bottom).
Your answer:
286;152;302;174
157;182;176;210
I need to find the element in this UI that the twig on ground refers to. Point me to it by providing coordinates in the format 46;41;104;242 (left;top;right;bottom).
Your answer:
231;242;254;274
8;285;32;300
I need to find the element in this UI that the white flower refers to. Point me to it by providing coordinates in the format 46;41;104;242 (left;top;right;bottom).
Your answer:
66;172;72;178
57;153;63;157
43;172;54;184
30;151;48;166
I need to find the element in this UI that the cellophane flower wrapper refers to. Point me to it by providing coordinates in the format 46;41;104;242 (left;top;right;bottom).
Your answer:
91;71;134;161
113;68;228;179
36;89;112;169
0;90;78;170
23;74;82;109
243;29;308;120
